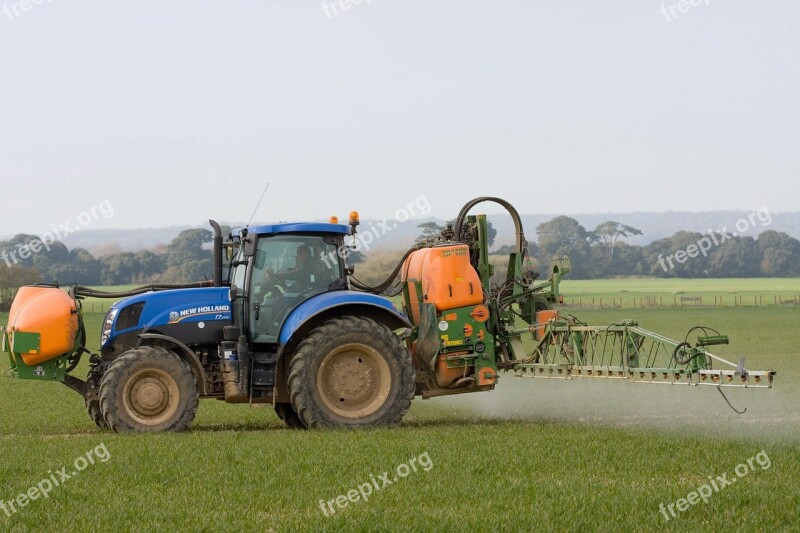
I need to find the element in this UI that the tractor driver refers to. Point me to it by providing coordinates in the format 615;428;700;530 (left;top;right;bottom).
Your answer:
263;244;322;293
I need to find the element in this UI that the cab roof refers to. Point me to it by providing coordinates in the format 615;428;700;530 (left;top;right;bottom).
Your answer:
231;222;352;238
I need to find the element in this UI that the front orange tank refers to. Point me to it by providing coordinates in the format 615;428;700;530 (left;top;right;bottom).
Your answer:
402;244;483;324
7;286;79;366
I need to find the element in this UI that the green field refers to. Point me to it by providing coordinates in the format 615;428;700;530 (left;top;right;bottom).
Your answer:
559;278;800;308
2;280;799;531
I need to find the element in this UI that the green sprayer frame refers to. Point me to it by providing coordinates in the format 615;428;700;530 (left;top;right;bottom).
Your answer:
504;316;775;388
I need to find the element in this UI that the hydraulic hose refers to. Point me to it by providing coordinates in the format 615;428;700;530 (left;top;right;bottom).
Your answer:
74;281;214;299
352;196;527;295
350;245;421;294
453;196;528;258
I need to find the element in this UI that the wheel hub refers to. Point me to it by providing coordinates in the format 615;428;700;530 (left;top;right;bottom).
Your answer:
123;369;180;425
317;343;391;419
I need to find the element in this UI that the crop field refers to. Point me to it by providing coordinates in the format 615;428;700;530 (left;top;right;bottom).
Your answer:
559;278;800;308
1;280;799;531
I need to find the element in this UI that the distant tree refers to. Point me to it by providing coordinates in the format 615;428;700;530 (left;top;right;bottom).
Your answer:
416;221;444;242
485;221;497;248
90;243;124;257
613;243;646;276
61;247;102;285
643;231;711;278
98;250;167;285
100;252;139;285
537;217;591;254
0;234;78;283
757;231;800;276
496;240;541;257
134;250;167;281
495;244;515;255
161;229;214;283
1;235;114;285
587;242;645;278
593;221;643;257
536;216;592;278
708;236;761;277
0;265;41;311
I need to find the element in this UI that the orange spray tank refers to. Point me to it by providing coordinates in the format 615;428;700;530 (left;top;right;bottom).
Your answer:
402;244;490;388
6;286;80;366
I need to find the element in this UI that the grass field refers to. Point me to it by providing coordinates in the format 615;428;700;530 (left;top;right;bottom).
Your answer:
1;280;799;531
559;278;800;308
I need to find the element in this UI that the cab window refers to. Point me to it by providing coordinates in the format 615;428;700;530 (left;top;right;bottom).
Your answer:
249;234;344;342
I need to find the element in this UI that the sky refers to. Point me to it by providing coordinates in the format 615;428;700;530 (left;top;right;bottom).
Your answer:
0;0;798;236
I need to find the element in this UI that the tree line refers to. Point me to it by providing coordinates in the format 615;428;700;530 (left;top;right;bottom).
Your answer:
1;217;798;311
0;229;218;309
516;216;800;279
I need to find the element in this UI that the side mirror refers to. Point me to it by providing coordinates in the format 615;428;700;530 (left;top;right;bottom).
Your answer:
243;230;256;257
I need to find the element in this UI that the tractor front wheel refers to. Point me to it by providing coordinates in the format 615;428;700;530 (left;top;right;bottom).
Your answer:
99;346;199;433
85;369;107;429
288;317;414;429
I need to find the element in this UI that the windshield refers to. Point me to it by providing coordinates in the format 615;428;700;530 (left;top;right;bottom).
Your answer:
249;234;344;342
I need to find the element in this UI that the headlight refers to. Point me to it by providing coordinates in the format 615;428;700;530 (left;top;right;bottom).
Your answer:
100;308;119;346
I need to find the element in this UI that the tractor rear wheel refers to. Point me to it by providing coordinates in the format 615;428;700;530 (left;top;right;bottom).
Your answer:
288;317;414;429
99;346;199;433
275;403;305;429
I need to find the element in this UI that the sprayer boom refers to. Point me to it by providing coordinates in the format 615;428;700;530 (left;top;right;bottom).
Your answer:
505;316;775;388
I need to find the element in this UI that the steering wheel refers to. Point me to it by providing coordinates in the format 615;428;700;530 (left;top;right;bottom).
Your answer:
257;271;286;302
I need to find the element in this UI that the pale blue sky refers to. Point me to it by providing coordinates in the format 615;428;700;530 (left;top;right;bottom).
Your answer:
1;1;797;235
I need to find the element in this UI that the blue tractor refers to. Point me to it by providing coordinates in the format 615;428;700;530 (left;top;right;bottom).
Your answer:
81;216;416;431
2;198;577;432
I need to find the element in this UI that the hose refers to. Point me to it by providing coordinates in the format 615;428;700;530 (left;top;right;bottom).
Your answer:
453;196;528;258
74;281;214;299
352;196;525;295
349;245;420;294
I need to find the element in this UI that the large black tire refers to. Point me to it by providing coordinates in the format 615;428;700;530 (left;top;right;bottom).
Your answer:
85;370;107;430
288;317;414;429
275;403;306;429
99;346;199;433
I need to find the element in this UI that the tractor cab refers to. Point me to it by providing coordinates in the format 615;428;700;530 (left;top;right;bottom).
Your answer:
229;222;352;345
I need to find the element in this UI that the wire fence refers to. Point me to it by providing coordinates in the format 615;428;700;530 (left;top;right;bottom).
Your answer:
563;294;800;310
81;302;113;314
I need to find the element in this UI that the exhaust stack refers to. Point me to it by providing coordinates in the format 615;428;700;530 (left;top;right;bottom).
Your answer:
209;219;223;287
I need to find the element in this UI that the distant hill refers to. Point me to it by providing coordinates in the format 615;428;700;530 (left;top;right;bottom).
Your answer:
2;211;797;255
